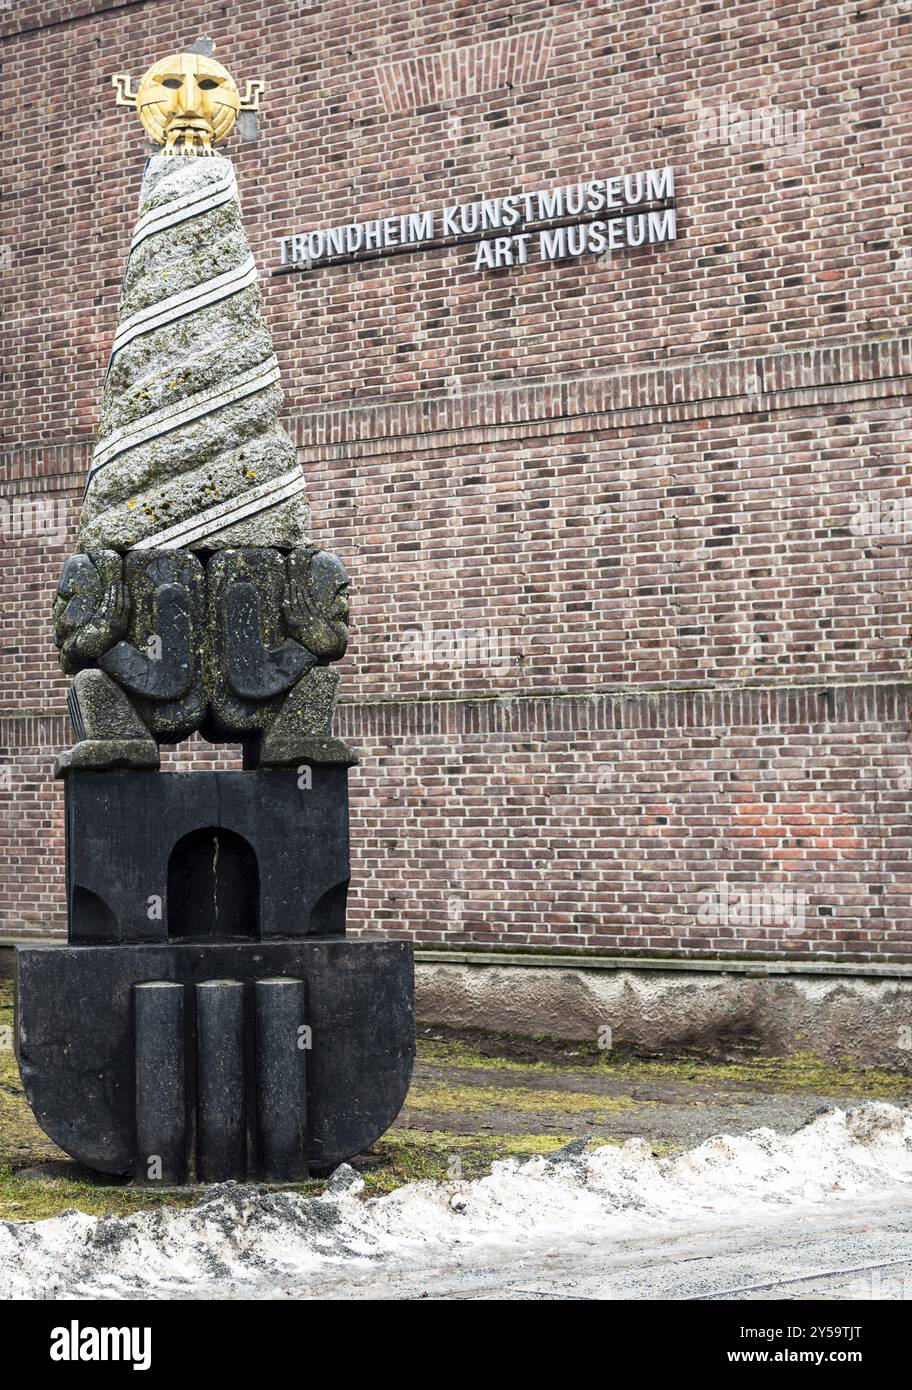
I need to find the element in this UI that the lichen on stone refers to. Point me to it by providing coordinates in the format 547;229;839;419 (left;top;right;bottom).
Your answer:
80;155;307;554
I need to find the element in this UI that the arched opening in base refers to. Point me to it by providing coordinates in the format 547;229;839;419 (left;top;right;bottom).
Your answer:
167;827;259;940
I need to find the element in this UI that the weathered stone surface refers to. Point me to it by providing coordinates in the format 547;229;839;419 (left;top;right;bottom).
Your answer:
78;155;308;553
259;668;342;764
100;549;206;740
203;546;352;758
413;961;912;1073
54;738;160;778
207;548;312;724
283;547;350;660
67;667;153;741
57;667;159;775
53;545;352;760
259;735;359;768
55;150;351;761
53;551;128;674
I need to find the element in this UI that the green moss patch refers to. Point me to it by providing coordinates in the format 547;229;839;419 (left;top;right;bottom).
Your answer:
404;1079;642;1117
415;1029;912;1100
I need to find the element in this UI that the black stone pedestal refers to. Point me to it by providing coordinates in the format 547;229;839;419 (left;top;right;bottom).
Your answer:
15;767;415;1183
63;768;353;943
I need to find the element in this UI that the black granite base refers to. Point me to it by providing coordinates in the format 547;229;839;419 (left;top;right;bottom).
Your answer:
15;763;415;1183
16;938;414;1181
64;768;351;943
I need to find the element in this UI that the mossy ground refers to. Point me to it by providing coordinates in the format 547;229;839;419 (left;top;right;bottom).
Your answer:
2;981;910;1221
415;1029;912;1099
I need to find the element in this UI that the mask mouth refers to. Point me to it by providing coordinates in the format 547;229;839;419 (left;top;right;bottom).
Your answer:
162;115;216;153
166;116;213;135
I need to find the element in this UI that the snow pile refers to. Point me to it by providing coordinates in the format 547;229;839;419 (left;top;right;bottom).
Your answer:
1;1103;910;1299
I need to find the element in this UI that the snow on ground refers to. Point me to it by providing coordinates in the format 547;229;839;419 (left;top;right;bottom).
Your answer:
2;1103;911;1300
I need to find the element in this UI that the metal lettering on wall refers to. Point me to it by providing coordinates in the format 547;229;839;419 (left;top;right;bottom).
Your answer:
278;166;677;273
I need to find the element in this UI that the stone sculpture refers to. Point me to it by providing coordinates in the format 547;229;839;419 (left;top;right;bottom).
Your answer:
15;45;414;1185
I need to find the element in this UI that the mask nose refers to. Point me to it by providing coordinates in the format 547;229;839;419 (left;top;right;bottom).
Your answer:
176;73;202;116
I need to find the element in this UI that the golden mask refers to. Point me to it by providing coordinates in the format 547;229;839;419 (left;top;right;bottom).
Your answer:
113;52;263;155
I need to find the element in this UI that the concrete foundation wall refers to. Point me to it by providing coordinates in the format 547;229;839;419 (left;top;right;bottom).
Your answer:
416;959;912;1072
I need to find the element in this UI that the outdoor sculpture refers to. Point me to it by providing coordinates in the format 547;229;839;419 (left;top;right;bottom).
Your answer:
15;44;414;1185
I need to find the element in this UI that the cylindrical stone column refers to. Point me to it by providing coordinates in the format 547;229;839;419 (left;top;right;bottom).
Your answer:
195;979;246;1183
254;977;308;1181
134;981;186;1185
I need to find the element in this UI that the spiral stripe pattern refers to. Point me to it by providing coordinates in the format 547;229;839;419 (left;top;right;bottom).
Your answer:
79;155;307;553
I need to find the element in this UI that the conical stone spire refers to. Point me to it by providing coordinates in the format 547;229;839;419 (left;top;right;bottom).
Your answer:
79;154;308;552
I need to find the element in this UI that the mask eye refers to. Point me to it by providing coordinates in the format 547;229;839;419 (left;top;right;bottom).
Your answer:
199;78;220;90
160;77;182;89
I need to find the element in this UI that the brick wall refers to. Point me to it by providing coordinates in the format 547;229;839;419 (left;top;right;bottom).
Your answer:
1;1;910;956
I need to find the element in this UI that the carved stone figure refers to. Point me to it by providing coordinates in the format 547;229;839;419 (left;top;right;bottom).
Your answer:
53;543;351;772
18;45;414;1188
53;45;351;771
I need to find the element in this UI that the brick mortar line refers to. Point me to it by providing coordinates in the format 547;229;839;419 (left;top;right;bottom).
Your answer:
412;949;912;978
6;336;911;462
281;334;911;424
284;340;912;448
4;373;907;478
318;332;903;399
289;378;910;462
0;482;82;497
338;676;912;708
3;676;910;723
